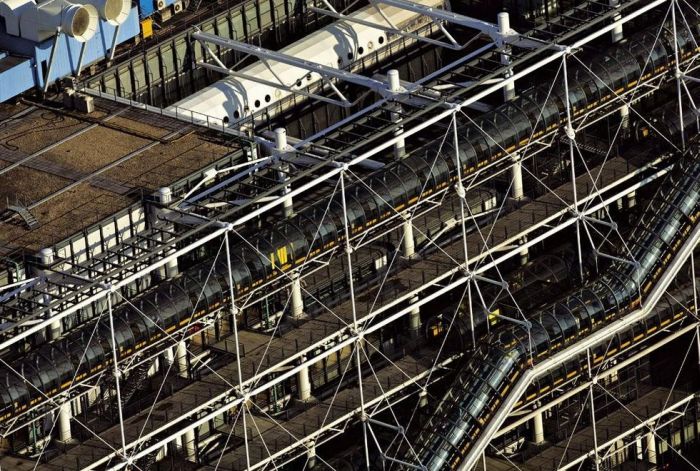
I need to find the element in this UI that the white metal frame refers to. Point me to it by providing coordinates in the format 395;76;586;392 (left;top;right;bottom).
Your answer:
4;0;700;469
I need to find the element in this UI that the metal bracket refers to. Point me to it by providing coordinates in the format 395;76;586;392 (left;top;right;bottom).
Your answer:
0;278;40;303
367;417;405;434
472;273;509;290
595;250;640;268
43;32;62;93
109;24;122;62
372;0;547;49
192;31;394;105
309;5;465;50
582;215;618;231
178;157;270;206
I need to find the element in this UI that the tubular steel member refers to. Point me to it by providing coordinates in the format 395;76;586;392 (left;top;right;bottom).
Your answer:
3;5;697;438
411;142;700;469
0;2;692;468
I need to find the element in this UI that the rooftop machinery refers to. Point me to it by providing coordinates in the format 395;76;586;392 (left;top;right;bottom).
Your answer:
0;0;699;469
0;0;138;101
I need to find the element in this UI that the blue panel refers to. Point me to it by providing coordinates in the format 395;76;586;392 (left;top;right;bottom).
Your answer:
0;56;34;102
32;7;141;88
0;6;140;99
139;0;156;18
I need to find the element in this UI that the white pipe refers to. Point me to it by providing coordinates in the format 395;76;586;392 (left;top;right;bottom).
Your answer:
297;356;311;401
646;428;657;464
533;411;544;445
36;248;61;340
620;103;630;130
275;128;294;218
290;271;304;319
519;237;529;266
57;401;72;443
402;215;415;258
387;69;406;159
511;154;524;200
176;341;188;378
408;295;421;338
498;12;515;101
183;427;196;461
157;187;179;279
89;161;671;471
610;0;623;43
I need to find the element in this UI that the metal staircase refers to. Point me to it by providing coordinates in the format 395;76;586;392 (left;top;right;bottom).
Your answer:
2;205;39;229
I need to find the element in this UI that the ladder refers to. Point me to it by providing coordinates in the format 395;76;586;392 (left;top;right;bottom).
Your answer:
4;205;40;229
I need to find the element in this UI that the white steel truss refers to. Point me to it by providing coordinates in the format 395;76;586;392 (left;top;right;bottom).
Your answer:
2;0;700;470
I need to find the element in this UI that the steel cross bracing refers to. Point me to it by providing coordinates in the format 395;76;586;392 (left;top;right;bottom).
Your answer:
0;1;652;334
460;223;700;471
0;0;696;468
173;0;678;218
0;0;688;442
2;143;673;448
0;0;663;356
33;153;686;467
1;43;683;440
28;156;694;470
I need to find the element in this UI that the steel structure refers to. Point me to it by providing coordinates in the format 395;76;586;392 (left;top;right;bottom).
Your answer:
1;0;700;470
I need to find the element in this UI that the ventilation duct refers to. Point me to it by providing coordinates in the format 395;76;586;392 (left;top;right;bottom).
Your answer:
13;0;98;43
75;0;129;25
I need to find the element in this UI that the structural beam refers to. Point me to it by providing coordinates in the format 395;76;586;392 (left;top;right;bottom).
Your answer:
192;31;389;93
458;218;700;470
85;156;672;471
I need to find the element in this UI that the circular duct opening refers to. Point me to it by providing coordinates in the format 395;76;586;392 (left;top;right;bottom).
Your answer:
64;4;98;42
102;0;129;25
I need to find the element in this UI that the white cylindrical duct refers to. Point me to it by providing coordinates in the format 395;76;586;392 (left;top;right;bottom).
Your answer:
20;0;98;42
498;12;516;101
646;430;657;464
157;186;173;204
58;401;72;443
408;295;421;338
60;1;96;38
77;0;129;25
387;69;401;92
387;69;406;159
275;128;294;218
183;427;196;461
274;128;288;151
610;0;623;43
291;272;304;319
297;357;312;401
497;12;510;33
176;341;188;378
533;411;544;444
511;154;524;200
402;215;415;259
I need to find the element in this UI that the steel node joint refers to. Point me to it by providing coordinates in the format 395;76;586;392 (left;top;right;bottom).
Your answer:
454;182;466;199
